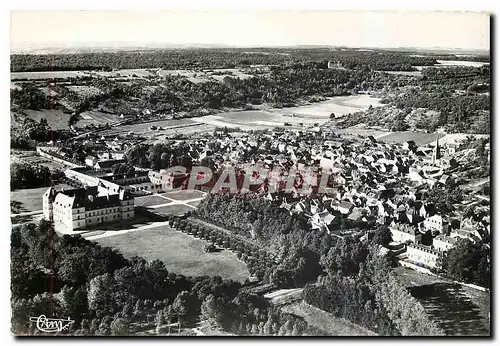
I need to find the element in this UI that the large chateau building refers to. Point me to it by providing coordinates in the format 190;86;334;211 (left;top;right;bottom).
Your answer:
43;185;135;232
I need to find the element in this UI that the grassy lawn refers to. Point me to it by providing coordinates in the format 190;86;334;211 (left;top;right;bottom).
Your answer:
187;200;202;208
10;183;81;213
135;195;171;207
94;226;249;282
152;204;195;216
10;187;47;213
160;190;205;201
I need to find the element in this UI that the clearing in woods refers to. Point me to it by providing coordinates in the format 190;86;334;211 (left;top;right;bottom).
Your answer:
94;225;250;282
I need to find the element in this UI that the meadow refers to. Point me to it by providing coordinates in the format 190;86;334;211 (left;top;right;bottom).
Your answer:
95;225;250;282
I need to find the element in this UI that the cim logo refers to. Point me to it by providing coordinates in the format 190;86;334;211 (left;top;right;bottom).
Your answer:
29;315;75;333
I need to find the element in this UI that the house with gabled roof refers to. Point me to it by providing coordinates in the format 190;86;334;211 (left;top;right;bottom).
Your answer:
336;200;354;215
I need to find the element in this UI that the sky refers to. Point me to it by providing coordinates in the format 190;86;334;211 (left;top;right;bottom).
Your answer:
10;10;490;51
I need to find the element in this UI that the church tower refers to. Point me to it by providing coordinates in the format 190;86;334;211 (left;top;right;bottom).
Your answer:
432;134;441;165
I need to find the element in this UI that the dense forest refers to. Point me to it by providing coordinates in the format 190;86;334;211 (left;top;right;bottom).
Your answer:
10;162;51;190
438;238;491;288
11;63;395;118
303;239;444;335
11;48;443;72
12;220;284;335
334;65;490;134
12;212;444;335
11;49;490;136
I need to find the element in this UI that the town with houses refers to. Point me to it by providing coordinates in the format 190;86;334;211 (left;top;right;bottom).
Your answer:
10;10;491;338
38;123;490;272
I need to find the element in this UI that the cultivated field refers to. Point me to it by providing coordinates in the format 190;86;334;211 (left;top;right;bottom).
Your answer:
10;71;87;80
106;118;212;139
435;60;490;67
376;131;447;146
271;94;383;119
94;226;250;282
77;110;123;127
66;85;103;97
92;68;155;78
335;125;391;139
187;200;202;208
192;110;313;131
189;95;383;132
23;109;72;130
11;150;69;172
376;70;422;77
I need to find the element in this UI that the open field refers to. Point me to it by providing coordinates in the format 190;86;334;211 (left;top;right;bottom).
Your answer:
66;85;103;97
187;200;202;208
280;301;376;336
435;60;490;67
191;110;314;131
376;70;422;77
10;187;47;213
23;109;71;130
376;131;447;146
10;184;73;213
134;195;171;207
427;133;490;146
106;118;208;139
209;68;254;81
157;69;211;83
394;267;490;336
11;67;256;83
161;190;206;201
335;124;392;139
11;150;70;172
189;95;383;131
94;226;250;282
11;71;87;80
152;204;194;216
272;95;382;119
91;69;155;78
414;60;490;72
77;111;122;127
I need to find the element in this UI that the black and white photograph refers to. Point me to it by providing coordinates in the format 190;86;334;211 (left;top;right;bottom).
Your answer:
8;7;491;337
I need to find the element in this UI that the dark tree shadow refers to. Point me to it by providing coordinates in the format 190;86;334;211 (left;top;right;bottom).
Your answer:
10;200;27;214
408;283;490;336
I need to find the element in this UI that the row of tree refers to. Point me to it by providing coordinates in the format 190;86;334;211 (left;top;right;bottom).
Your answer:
10;162;51;190
303;236;445;336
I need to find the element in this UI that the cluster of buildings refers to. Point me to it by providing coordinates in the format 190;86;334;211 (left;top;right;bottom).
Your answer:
39;125;489;271
140;128;488;270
